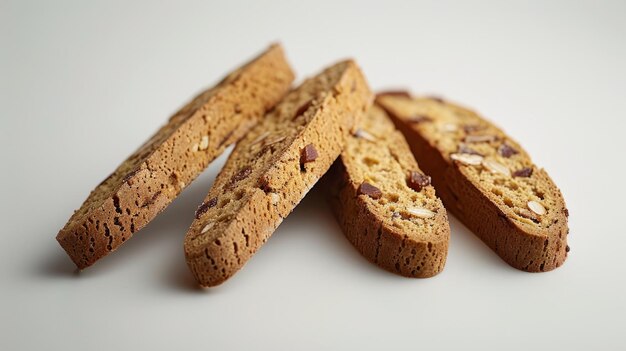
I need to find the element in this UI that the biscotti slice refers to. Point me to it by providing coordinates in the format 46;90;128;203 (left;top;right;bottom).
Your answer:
56;44;294;269
377;93;569;272
327;105;450;277
184;60;372;287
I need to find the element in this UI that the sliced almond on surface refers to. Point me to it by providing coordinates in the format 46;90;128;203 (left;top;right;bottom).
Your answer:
269;192;280;205
201;222;214;234
450;153;483;166
464;134;497;143
407;207;436;219
199;135;210;150
527;200;546;215
354;129;377;142
482;159;511;176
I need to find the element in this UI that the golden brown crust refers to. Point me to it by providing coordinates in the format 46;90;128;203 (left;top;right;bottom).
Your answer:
377;94;569;272
327;106;449;277
56;44;295;269
184;60;372;287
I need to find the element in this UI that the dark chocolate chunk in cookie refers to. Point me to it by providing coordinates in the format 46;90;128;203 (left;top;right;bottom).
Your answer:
358;182;382;199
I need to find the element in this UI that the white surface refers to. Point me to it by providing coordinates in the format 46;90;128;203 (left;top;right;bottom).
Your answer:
2;1;625;350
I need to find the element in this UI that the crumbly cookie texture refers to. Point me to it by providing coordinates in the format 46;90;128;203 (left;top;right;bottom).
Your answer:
184;60;372;287
377;93;569;272
56;44;294;269
327;105;450;277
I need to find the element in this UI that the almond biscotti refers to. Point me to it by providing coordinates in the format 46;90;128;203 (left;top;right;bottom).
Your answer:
327;105;450;277
377;93;569;272
56;44;294;269
184;60;372;287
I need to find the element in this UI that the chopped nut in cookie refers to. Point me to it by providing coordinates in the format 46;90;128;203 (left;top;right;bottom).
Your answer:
354;129;377;142
269;192;280;205
358;182;382;199
527;200;546;215
464;134;497;143
199;135;209;150
450;153;483;166
200;222;214;234
407;171;431;192
407;207;436;219
482;159;511;176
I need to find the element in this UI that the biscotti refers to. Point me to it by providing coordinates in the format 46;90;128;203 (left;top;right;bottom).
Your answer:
377;93;569;272
327;105;450;277
56;44;294;269
184;60;372;287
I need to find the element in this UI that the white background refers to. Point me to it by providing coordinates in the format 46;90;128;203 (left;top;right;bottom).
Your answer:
2;1;625;350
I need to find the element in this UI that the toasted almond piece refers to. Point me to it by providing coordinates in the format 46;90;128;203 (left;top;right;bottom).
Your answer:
269;192;280;205
407;207;436;219
199;135;210;150
200;222;214;234
464;134;497;143
450;153;483;165
482;159;511;176
440;123;458;133
191;143;199;152
354;129;377;142
527;200;546;215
